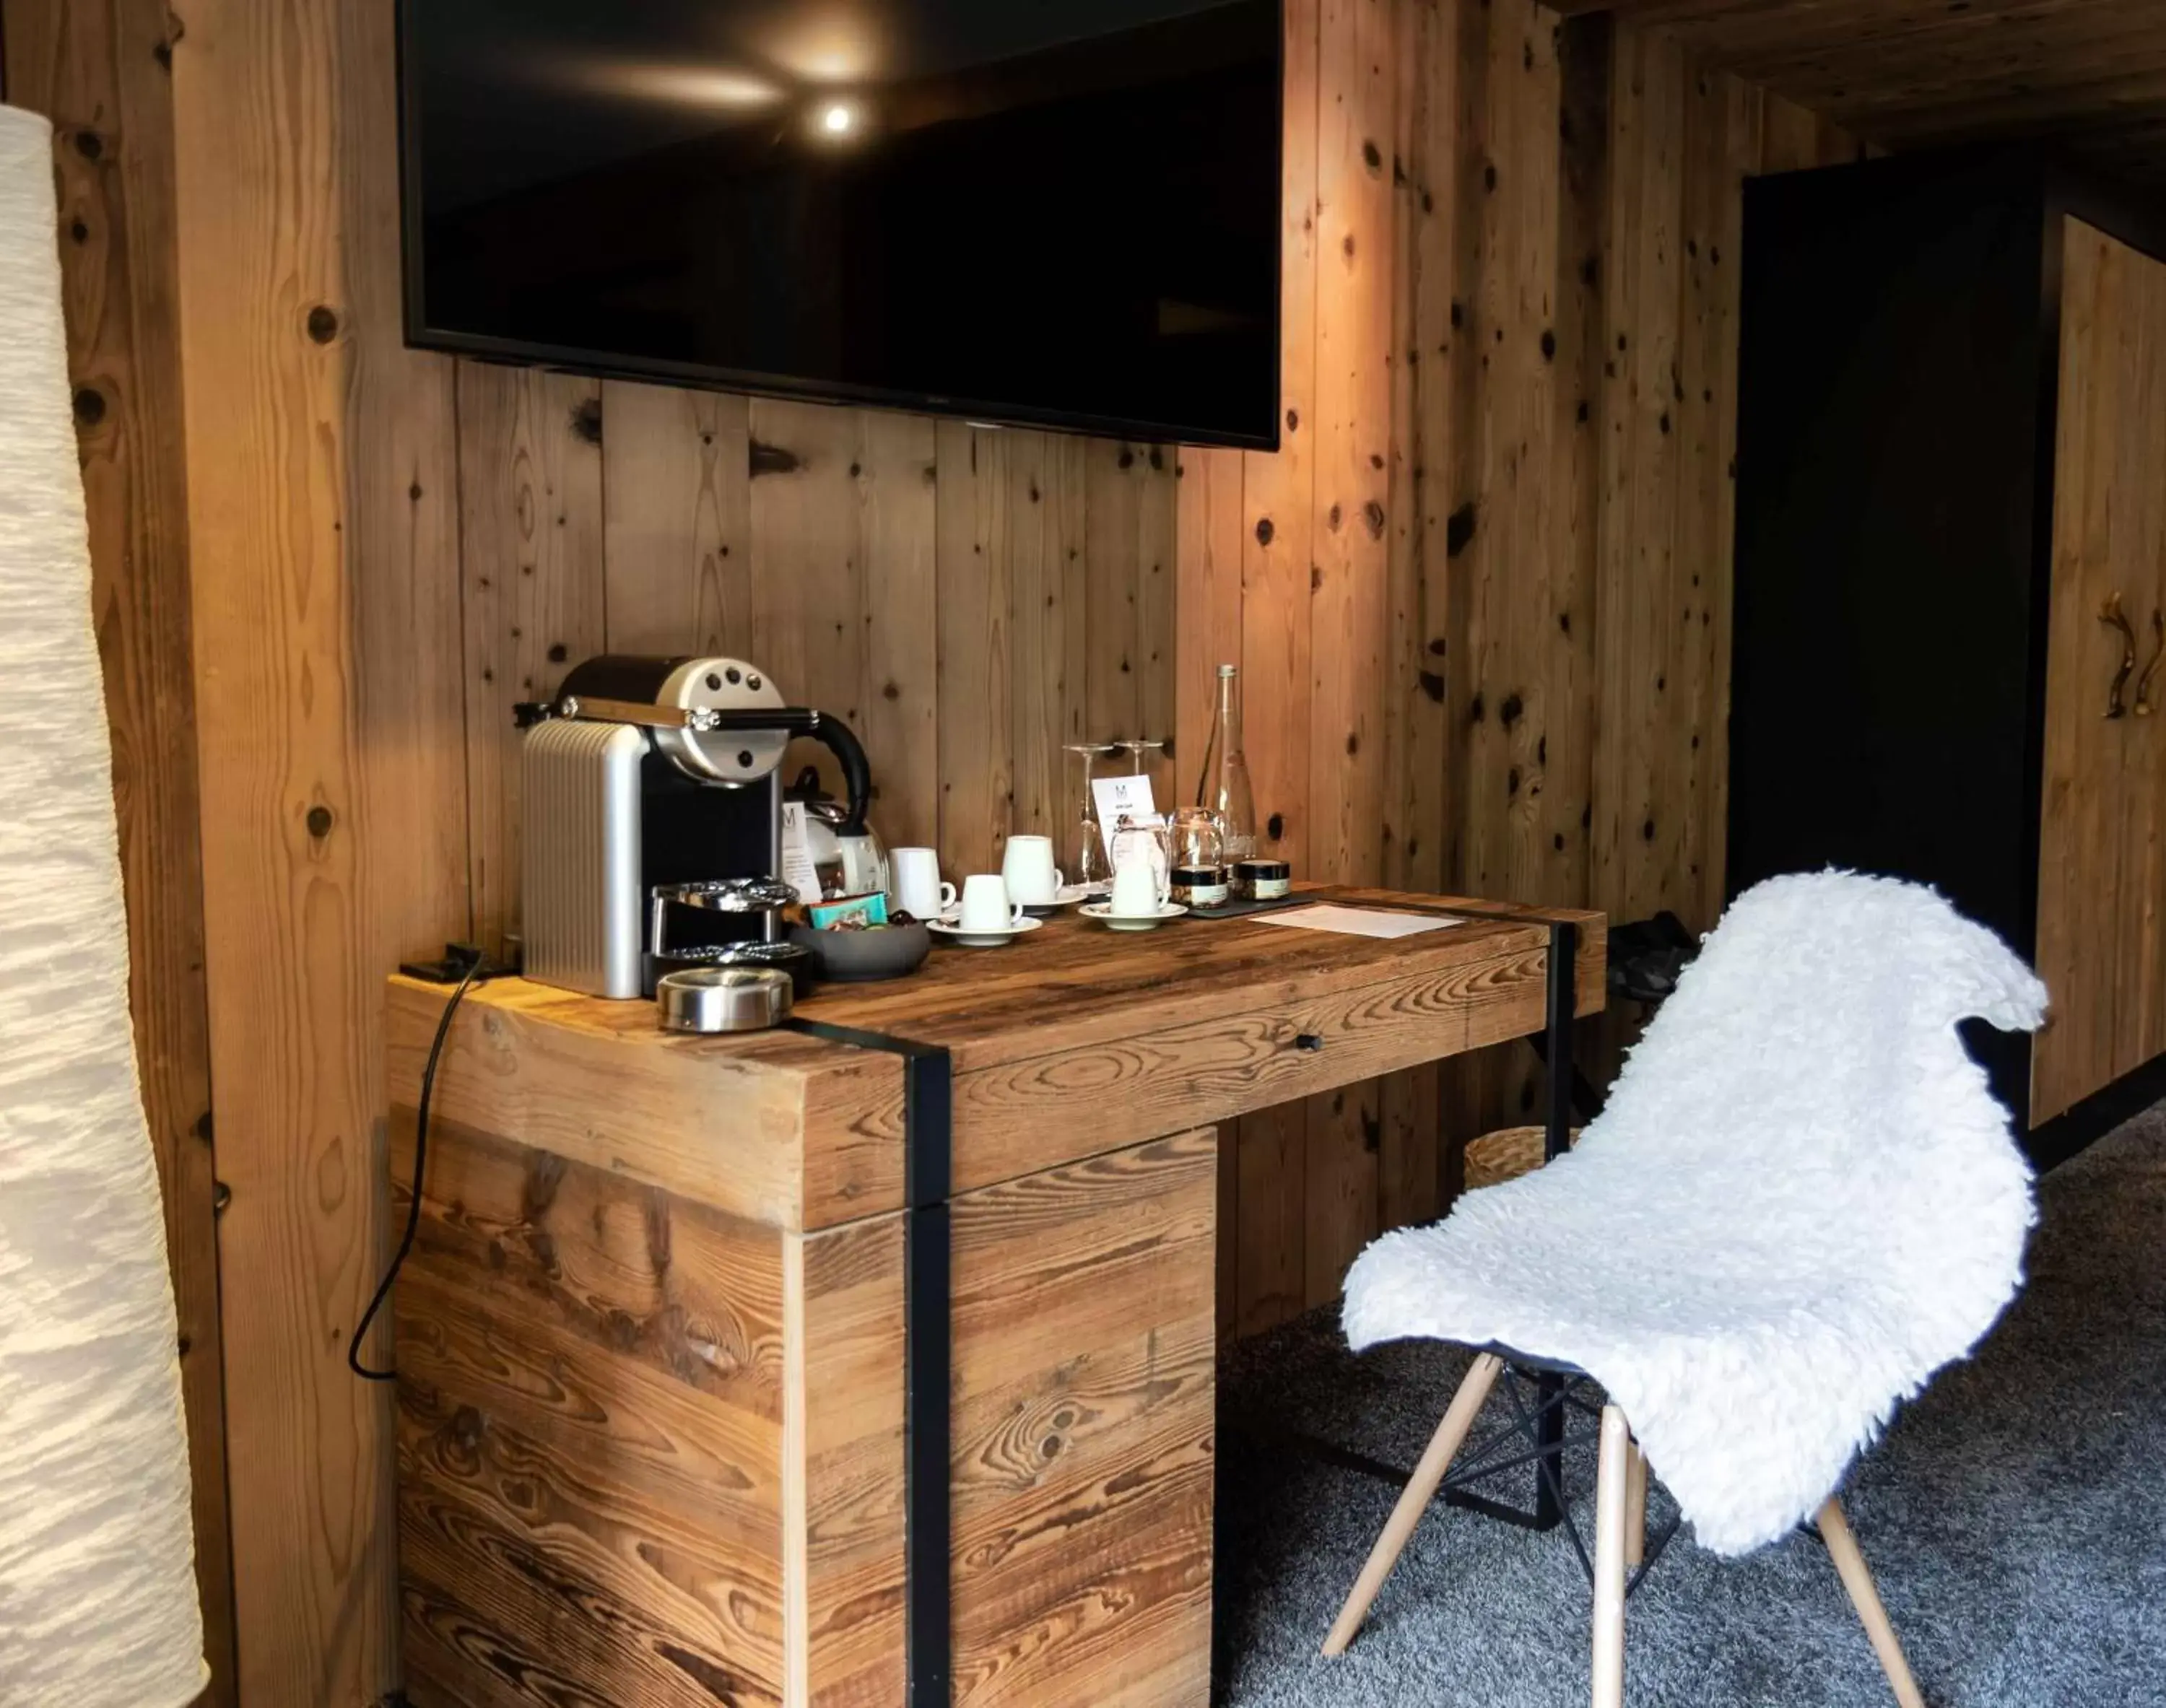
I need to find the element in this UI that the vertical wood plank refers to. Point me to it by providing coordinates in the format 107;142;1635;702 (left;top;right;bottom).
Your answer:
1674;64;1760;934
1310;0;1396;891
1174;447;1246;819
936;422;1015;876
1232;0;1321;1334
1136;443;1181;783
1084;440;1145;752
1304;0;1399;1307
0;0;238;1695
747;401;866;754
1377;0;1454;1234
456;363;605;957
599;380;752;657
1006;432;1092;861
854;412;941;855
1591;25;1688;932
1550;10;1614;920
171;0;470;1693
1004;432;1064;844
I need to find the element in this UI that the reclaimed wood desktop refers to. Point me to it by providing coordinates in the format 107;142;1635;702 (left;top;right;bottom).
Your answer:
383;888;1604;1708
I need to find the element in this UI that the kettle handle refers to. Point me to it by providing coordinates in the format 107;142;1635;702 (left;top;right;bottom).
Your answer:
694;707;874;832
801;710;873;835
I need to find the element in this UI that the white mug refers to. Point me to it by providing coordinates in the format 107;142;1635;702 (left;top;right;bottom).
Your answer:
890;846;956;920
1001;834;1064;906
1109;862;1161;918
958;873;1027;933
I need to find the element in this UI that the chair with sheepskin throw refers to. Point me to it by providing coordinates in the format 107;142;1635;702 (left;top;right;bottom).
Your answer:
1324;871;2049;1707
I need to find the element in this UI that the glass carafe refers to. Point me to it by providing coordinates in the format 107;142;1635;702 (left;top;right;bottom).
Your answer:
1196;664;1258;860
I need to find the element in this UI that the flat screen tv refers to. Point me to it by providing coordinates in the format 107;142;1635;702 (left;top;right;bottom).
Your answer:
399;0;1283;448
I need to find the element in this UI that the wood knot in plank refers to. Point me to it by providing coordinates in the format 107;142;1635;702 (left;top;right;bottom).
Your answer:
1445;502;1477;557
748;438;801;477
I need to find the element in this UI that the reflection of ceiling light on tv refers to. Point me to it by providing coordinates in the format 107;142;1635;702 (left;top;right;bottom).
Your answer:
588;63;781;108
819;101;858;136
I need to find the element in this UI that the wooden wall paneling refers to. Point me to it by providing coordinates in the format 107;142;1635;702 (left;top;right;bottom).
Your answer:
1228;0;1323;1338
1136;446;1180;792
1083;440;1148;777
1376;0;1453;1234
1385;0;1455;906
1174;448;1247;808
598;380;752;658
1677;67;1763;933
0;0;238;1695
853;412;941;854
1173;444;1248;1329
1302;0;1399;1308
1545;11;1611;918
1245;0;1322;886
936;422;1016;876
1469;0;1564;910
456;363;606;957
1461;0;1575;1144
1005;431;1081;846
171;0;471;1694
1430;0;1524;1156
1432;0;1513;1155
1591;26;1689;933
746;400;867;778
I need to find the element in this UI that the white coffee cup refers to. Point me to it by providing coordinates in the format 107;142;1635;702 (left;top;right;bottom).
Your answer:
1001;834;1064;906
890;846;957;920
958;873;1027;933
1109;863;1161;918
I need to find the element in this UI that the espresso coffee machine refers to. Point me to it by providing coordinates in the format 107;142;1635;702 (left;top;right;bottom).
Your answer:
520;654;870;998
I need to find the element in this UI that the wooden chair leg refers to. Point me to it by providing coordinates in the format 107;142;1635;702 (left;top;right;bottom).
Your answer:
1591;1405;1630;1708
1623;1437;1648;1569
1321;1352;1505;1656
1817;1497;1926;1708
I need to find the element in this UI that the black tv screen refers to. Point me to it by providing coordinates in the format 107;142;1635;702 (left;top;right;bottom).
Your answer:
399;0;1282;448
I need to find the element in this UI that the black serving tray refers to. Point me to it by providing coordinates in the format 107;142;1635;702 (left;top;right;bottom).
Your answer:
1183;893;1312;921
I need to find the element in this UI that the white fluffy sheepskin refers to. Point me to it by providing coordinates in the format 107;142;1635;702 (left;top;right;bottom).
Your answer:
1342;871;2048;1556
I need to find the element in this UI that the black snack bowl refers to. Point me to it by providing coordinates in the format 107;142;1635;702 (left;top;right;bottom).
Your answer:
788;920;933;982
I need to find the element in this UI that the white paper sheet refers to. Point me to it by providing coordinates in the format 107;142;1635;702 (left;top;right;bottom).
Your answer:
1254;903;1461;939
1091;772;1160;868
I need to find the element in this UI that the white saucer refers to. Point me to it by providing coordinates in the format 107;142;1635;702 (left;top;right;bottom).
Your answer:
1079;901;1188;932
1018;884;1093;915
928;915;1045;949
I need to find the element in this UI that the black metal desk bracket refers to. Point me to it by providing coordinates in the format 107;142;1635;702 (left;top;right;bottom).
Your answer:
786;1018;954;1708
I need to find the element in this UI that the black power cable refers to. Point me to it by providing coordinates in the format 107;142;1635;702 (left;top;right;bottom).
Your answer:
347;955;483;1382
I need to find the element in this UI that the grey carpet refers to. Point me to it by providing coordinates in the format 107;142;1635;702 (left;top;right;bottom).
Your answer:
1213;1101;2166;1707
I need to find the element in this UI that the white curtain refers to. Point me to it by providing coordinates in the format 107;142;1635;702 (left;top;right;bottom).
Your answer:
0;104;208;1705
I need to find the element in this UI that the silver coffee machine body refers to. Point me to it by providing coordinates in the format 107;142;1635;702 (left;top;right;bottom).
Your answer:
520;655;868;999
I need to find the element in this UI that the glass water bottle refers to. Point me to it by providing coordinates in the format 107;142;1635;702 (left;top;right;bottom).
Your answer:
1196;663;1258;860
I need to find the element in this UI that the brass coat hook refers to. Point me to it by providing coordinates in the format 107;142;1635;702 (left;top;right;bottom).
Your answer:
2100;591;2137;720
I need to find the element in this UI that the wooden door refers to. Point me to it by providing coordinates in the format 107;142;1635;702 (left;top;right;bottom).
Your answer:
2035;219;2166;1123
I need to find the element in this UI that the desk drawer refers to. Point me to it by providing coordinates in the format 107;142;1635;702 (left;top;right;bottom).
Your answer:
949;935;1571;1195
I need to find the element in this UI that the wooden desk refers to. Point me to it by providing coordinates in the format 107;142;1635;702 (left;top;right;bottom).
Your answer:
385;889;1604;1708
